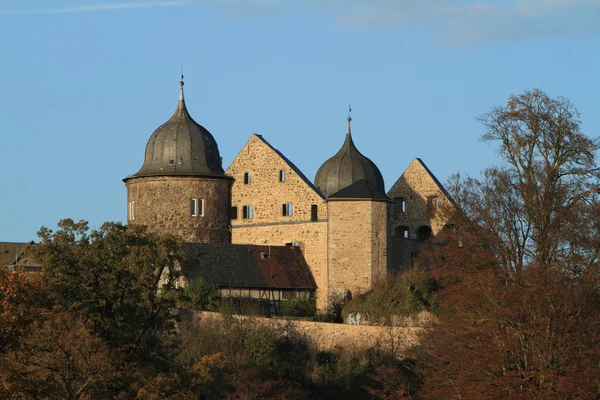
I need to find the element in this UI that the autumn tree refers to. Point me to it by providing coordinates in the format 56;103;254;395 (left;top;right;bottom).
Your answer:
1;310;116;400
440;89;600;276
414;89;600;399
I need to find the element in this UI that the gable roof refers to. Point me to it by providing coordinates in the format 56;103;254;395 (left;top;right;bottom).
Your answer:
181;242;317;290
388;158;458;207
327;179;391;202
230;134;325;199
0;241;39;269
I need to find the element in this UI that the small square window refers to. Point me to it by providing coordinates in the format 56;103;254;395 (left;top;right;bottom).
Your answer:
279;170;285;182
242;205;253;219
190;198;204;217
243;172;251;184
282;203;293;216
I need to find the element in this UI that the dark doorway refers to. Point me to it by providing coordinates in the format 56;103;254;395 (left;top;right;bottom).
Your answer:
416;226;432;242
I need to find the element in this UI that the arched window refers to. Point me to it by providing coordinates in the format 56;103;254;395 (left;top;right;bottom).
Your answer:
394;225;409;239
416;226;432;242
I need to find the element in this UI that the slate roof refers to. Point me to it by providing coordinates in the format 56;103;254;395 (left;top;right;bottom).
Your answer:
182;243;317;290
0;241;40;270
327;178;390;202
125;81;229;181
314;118;385;198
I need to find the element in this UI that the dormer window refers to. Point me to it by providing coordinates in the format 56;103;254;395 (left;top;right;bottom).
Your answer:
243;172;251;184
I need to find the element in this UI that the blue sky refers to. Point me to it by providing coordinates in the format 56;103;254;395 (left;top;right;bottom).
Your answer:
1;0;599;241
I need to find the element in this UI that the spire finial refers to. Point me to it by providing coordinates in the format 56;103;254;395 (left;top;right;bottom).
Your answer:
347;103;352;135
179;66;185;101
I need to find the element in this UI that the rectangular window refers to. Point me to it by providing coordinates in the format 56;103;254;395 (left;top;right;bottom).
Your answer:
190;198;204;217
310;204;318;221
230;206;238;220
128;201;136;221
279;170;285;182
242;205;253;219
243;172;251;184
282;203;293;217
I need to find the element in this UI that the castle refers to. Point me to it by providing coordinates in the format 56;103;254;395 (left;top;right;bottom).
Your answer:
123;80;454;311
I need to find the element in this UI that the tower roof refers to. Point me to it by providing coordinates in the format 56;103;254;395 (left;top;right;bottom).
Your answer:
314;116;385;198
127;80;225;180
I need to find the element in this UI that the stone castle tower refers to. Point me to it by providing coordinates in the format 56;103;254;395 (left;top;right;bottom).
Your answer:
315;117;390;299
123;80;233;243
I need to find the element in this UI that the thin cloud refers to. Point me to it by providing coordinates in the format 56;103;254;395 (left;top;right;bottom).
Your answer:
335;0;600;44
0;1;203;15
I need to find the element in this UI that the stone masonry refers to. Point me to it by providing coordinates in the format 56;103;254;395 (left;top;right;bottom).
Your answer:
387;158;454;240
327;200;389;300
226;134;330;309
126;176;232;243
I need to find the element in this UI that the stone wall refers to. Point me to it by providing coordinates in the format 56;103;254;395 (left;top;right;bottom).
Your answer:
227;134;330;309
327;200;389;300
194;311;423;356
125;176;232;243
226;134;327;225
387;158;454;240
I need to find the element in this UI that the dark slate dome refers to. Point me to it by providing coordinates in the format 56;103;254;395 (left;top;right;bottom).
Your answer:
130;81;224;178
314;117;385;198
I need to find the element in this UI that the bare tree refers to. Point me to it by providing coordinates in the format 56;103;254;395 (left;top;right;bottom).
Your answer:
449;89;600;275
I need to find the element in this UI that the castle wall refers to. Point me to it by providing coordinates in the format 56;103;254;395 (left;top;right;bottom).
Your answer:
226;134;327;225
327;200;385;299
126;176;231;243
371;201;389;282
192;311;423;357
232;222;328;310
227;134;330;309
387;159;453;240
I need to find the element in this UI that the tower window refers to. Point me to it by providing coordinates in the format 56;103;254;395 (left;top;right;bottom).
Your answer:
243;172;251;184
279;170;285;182
282;203;293;217
128;201;136;221
394;197;407;218
190;198;204;217
310;204;318;221
242;205;254;219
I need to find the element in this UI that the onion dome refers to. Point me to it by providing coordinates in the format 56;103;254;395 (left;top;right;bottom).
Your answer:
314;116;385;198
129;80;225;178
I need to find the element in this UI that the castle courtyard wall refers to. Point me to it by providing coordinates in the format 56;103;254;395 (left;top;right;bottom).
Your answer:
192;311;423;357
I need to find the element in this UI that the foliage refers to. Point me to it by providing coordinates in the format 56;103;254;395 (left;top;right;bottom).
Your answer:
32;219;183;359
279;296;316;317
412;89;600;398
0;270;50;351
1;309;116;400
176;315;311;382
312;292;349;323
342;268;440;324
180;277;220;311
